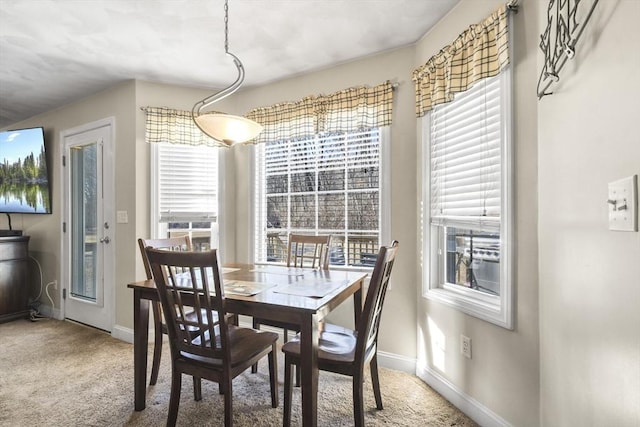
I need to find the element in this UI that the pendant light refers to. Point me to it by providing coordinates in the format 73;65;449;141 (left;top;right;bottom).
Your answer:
192;0;262;146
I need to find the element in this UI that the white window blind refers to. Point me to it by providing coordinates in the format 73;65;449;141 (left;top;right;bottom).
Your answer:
157;143;218;222
430;74;502;230
255;129;382;266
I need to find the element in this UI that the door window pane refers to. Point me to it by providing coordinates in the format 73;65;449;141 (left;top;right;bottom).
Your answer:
70;142;97;300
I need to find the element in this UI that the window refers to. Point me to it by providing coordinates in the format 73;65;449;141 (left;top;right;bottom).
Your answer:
422;68;513;329
254;128;389;268
151;142;220;250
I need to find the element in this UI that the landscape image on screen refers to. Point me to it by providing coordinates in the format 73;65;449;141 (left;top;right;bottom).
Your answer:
0;127;52;214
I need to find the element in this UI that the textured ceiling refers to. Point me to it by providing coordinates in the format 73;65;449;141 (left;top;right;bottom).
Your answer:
0;0;460;128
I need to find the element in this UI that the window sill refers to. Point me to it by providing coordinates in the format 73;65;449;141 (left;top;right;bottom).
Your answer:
424;286;512;329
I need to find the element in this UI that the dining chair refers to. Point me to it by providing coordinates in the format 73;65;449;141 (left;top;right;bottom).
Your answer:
139;236;239;399
281;240;399;427
251;233;331;384
138;236;193;387
285;233;331;270
145;247;279;427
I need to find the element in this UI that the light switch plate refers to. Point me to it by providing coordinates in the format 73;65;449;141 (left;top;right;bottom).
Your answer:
608;175;638;232
116;210;128;224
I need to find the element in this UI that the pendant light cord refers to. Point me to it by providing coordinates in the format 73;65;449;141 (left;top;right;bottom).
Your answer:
224;0;229;54
192;0;245;125
191;0;263;146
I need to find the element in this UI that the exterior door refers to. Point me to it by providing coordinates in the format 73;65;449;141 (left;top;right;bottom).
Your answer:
62;119;114;332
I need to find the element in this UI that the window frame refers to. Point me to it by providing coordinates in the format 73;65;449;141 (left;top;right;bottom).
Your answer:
150;142;225;251
421;66;514;329
251;127;391;271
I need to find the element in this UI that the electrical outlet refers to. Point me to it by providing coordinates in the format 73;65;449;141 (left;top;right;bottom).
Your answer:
461;335;472;359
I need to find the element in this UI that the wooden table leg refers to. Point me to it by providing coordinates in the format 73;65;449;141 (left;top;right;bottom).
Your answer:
299;313;319;427
353;279;363;329
133;288;150;411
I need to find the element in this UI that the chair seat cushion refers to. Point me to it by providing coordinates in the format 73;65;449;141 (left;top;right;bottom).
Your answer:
281;322;357;364
182;326;278;368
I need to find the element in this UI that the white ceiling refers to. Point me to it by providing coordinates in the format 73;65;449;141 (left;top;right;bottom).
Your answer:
0;0;460;128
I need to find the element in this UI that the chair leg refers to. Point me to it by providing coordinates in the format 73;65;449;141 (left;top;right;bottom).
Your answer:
283;356;293;427
370;354;383;410
268;343;279;408
352;371;365;427
251;318;260;374
167;369;182;427
150;302;163;386
193;376;202;401
282;330;301;387
223;376;233;427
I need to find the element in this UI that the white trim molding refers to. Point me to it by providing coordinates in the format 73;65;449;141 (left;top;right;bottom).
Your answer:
417;363;512;427
111;325;134;343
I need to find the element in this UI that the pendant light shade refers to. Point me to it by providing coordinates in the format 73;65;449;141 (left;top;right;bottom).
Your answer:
194;112;263;146
192;0;262;146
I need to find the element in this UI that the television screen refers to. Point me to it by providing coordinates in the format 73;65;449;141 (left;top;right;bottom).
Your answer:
0;127;52;214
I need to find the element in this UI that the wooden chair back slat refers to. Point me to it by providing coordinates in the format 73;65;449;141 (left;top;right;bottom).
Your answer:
136;235;197;389
287;233;331;270
138;236;192;279
146;248;229;361
355;240;399;363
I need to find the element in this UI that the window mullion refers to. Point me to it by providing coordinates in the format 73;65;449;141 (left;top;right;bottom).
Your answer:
343;135;349;265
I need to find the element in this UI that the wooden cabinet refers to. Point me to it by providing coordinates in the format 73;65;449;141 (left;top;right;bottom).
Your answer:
0;236;30;323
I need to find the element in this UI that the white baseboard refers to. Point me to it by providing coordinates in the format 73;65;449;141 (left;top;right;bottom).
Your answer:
376;350;416;373
416;364;511;427
111;325;133;343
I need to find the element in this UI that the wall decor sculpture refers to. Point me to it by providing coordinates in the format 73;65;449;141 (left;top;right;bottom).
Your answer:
538;0;600;99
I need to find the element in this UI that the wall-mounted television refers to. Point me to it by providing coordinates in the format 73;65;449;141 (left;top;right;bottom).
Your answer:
0;127;52;214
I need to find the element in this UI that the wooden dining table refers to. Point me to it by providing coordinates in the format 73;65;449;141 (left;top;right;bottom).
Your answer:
127;263;367;427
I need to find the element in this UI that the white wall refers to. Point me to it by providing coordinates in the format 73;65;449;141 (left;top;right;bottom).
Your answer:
0;81;137;325
231;46;421;361
538;1;640;425
414;1;540;426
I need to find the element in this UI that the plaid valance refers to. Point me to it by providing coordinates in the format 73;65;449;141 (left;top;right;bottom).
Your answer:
412;4;509;116
246;81;394;144
143;106;218;147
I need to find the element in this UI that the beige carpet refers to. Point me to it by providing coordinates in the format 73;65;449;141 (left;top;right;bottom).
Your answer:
0;319;477;426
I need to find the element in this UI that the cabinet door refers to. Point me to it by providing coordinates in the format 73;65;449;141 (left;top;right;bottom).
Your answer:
0;258;29;317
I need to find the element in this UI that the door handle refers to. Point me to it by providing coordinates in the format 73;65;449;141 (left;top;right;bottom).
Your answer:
100;236;111;244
